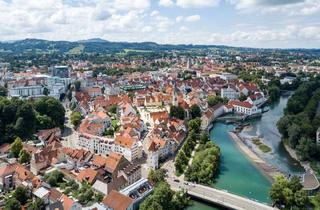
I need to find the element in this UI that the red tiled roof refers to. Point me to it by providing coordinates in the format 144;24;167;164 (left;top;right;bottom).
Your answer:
102;190;133;210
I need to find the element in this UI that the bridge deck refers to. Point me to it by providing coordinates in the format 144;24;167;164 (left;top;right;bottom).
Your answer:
167;179;278;210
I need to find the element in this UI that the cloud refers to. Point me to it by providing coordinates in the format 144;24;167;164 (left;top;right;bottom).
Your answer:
185;15;200;22
159;0;174;7
176;0;220;8
228;0;320;15
176;16;184;23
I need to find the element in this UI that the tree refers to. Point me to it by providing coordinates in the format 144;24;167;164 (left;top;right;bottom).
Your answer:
11;137;23;158
95;193;104;202
296;137;317;161
13;186;30;205
188;118;201;133
108;105;117;114
74;80;81;91
287;124;301;148
190;104;201;119
36;114;54;130
27;198;45;210
208;96;228;107
270;175;288;207
4;198;21;210
15;103;36;138
34;97;65;128
148;169;166;185
270;175;308;209
268;85;280;102
70;111;82;127
0;86;7;97
170;106;185;120
19;149;31;164
238;94;247;101
294;190;308;208
200;132;210;144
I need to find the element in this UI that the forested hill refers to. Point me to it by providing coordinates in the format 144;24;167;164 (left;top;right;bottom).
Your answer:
0;38;320;55
0;38;218;54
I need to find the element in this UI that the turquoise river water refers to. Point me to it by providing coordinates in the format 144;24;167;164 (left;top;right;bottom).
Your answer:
187;95;302;209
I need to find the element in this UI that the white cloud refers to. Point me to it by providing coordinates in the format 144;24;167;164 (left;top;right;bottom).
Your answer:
176;16;184;23
142;26;153;32
159;0;174;7
228;0;320;16
176;0;220;8
150;10;159;17
185;15;200;22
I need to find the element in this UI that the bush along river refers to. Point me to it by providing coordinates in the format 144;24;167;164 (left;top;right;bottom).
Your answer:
187;95;304;210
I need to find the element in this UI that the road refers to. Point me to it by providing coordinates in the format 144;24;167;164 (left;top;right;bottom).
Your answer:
61;107;79;148
167;178;278;210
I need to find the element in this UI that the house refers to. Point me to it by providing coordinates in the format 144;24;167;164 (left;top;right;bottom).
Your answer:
119;178;153;210
114;133;143;162
61;194;82;210
246;92;266;107
77;168;99;184
104;152;129;178
0;164;16;192
229;100;262;116
14;164;37;189
221;86;239;100
103;190;134;210
238;83;259;96
86;87;102;97
33;187;50;204
118;163;141;186
201;104;225;130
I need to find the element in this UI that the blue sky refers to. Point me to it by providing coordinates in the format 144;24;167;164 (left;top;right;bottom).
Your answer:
0;0;319;48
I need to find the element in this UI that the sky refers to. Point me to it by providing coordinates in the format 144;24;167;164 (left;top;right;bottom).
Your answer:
0;0;320;48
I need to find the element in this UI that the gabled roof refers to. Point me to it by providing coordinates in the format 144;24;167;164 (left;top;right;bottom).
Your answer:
102;190;133;210
77;168;98;184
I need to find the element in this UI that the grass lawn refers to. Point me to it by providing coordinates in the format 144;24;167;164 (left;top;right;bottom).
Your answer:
251;138;272;153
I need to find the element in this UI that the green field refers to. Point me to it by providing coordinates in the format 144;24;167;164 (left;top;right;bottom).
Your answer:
68;44;85;54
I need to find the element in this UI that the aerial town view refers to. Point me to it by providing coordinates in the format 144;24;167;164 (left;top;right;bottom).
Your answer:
0;0;320;210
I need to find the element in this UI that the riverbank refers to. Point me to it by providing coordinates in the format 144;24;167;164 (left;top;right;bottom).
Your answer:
228;131;281;182
282;141;309;171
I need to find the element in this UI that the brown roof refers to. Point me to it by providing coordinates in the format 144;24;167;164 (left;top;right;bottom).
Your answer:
115;134;135;149
0;164;16;177
77;168;98;184
15;164;34;182
102;190;133;210
62;194;75;210
49;188;62;202
105;152;125;174
92;155;108;168
0;143;10;154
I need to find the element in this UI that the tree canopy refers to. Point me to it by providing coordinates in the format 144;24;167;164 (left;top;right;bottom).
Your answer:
170;106;185;120
270;175;308;209
0;97;65;144
190;104;201;119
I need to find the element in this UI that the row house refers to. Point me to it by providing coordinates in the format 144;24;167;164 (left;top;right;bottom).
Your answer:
237;83;259;96
114;133;143;162
146;119;187;169
201;104;225;130
229;100;262;116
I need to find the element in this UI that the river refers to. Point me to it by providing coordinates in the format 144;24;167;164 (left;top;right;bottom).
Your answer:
187;95;300;210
